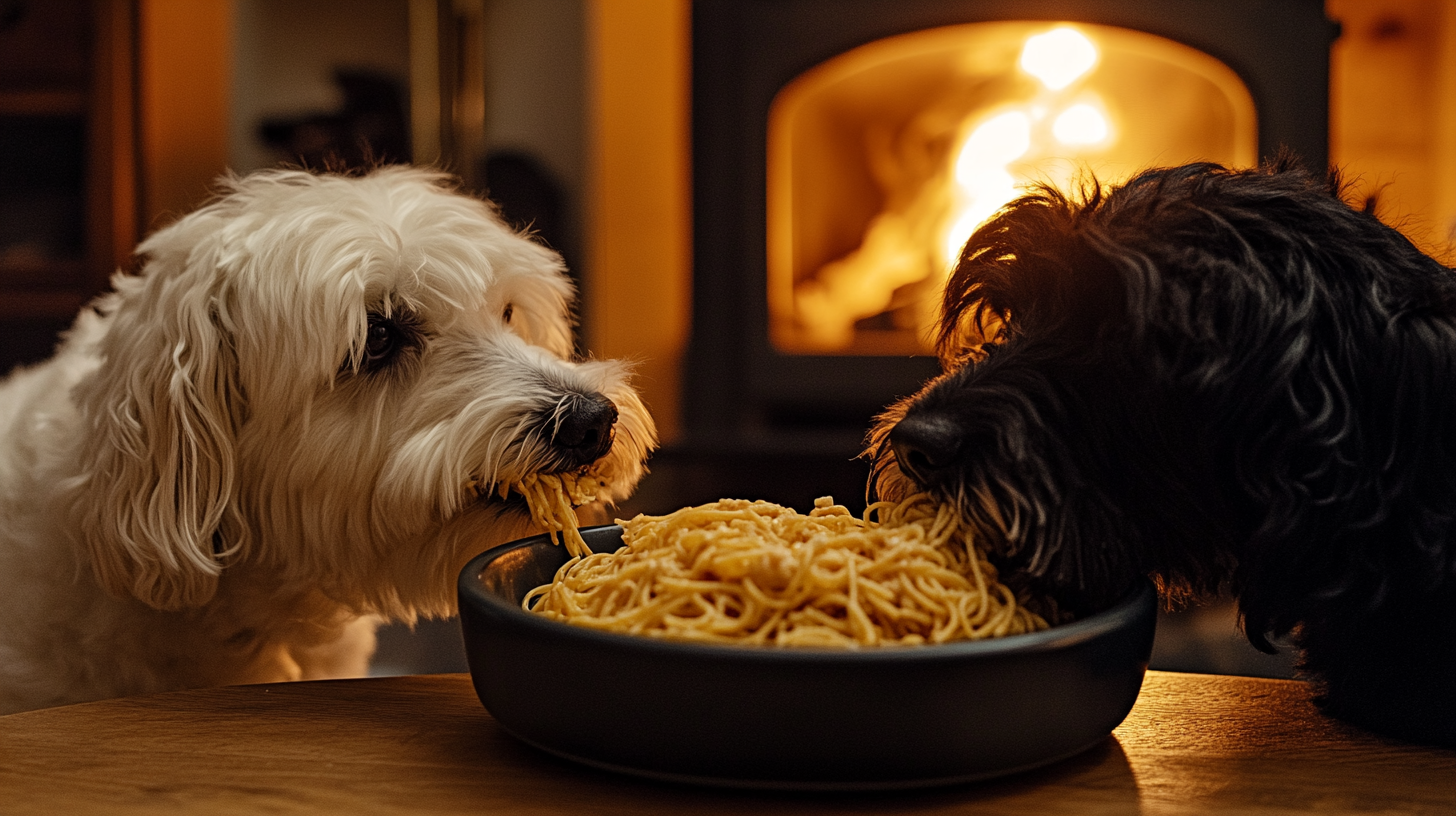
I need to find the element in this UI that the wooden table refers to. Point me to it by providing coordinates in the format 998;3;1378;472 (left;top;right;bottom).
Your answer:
1;671;1452;815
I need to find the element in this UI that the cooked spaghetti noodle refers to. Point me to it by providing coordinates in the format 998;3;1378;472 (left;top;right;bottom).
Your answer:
515;472;605;558
523;494;1049;646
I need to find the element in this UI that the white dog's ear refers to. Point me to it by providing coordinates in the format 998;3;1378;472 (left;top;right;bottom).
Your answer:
73;215;242;612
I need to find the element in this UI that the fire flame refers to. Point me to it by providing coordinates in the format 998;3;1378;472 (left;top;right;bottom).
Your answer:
1019;27;1099;90
941;27;1110;266
794;26;1117;350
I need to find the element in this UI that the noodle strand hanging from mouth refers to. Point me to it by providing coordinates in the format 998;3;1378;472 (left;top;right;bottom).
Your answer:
523;494;1048;646
516;472;604;558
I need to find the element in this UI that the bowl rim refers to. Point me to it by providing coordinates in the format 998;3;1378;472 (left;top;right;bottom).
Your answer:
459;524;1156;664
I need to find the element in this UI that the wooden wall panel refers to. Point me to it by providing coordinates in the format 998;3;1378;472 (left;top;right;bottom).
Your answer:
585;0;691;443
1328;0;1456;259
138;0;233;232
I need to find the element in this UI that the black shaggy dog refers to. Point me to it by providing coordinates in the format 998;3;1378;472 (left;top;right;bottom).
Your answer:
869;159;1456;747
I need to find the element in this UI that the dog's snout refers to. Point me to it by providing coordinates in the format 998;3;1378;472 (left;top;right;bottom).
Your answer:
889;415;963;485
553;393;619;468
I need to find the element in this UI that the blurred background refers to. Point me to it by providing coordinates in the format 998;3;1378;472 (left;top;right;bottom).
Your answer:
1;0;1451;680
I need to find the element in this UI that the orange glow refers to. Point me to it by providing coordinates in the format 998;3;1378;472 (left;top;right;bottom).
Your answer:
768;22;1258;354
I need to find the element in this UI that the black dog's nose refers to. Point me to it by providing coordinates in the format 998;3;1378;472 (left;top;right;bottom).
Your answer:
889;414;963;485
552;393;618;468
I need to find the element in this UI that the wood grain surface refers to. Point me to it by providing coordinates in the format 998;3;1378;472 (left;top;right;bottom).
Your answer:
2;671;1453;815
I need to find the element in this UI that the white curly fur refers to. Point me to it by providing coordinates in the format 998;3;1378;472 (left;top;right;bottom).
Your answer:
0;166;656;713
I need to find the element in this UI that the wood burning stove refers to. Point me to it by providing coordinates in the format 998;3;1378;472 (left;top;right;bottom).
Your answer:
682;0;1337;481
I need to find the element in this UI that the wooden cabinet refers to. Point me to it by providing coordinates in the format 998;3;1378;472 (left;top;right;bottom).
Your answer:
0;0;136;372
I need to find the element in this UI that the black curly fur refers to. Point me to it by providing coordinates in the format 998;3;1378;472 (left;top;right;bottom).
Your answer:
867;158;1456;747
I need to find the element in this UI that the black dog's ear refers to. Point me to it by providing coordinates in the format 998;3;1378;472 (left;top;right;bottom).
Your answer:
938;184;1125;366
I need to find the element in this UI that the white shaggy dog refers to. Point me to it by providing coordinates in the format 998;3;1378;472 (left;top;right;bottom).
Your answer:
0;166;655;713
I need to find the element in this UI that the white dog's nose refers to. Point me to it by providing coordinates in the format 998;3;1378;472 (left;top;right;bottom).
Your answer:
552;393;618;468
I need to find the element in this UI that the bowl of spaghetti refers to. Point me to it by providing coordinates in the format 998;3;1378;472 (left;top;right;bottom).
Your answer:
457;494;1156;790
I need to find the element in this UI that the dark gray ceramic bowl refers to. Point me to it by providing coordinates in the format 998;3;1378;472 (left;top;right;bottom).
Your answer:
458;524;1156;790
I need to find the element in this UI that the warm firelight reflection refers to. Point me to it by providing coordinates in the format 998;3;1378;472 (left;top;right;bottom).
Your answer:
769;21;1257;354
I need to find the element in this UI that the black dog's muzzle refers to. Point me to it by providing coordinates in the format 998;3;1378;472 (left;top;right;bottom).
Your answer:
888;413;963;487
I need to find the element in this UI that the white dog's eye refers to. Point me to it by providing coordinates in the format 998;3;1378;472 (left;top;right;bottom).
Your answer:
346;311;421;375
363;314;405;368
502;302;514;324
